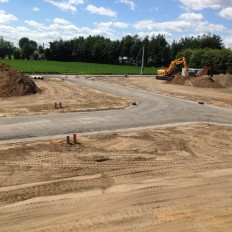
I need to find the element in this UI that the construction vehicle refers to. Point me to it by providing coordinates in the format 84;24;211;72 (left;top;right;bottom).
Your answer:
196;66;212;78
156;57;188;80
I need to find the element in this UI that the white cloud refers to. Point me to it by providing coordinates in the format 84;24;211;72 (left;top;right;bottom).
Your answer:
0;0;9;2
114;22;129;28
96;21;129;29
49;22;79;32
86;5;117;17
0;9;17;23
134;20;192;32
45;0;84;13
25;20;46;30
48;18;80;33
179;0;231;11
33;7;40;12
223;36;232;47
118;0;136;11
219;7;232;19
134;13;226;33
178;12;204;21
53;18;71;25
137;31;173;42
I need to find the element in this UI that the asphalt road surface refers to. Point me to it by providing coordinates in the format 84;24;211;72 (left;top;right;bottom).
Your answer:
1;76;232;141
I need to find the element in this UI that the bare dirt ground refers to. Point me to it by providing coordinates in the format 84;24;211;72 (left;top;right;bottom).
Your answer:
0;123;232;231
1;75;232;118
1;75;232;231
0;77;131;117
95;76;232;109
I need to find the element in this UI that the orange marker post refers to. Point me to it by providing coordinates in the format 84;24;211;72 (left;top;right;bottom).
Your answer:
73;134;77;144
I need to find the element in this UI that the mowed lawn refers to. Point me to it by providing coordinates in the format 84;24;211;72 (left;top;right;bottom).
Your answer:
1;60;157;75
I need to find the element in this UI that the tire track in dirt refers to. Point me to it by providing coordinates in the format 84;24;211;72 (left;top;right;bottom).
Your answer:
1;176;231;232
0;124;232;231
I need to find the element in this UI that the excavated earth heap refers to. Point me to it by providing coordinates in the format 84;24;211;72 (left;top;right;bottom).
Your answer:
0;62;39;97
169;74;232;89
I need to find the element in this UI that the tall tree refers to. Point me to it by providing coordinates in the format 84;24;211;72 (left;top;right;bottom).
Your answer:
108;40;121;64
129;35;142;63
19;37;30;49
21;43;34;60
148;34;170;66
0;36;14;59
120;35;134;57
199;34;223;49
19;37;38;60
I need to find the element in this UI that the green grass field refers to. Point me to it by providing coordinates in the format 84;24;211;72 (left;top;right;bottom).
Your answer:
1;60;157;75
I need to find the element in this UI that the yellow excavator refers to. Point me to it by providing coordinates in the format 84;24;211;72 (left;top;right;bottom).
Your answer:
156;57;188;80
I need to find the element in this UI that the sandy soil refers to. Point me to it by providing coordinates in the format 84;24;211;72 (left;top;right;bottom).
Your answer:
0;123;232;231
0;77;131;117
95;76;232;109
1;75;232;118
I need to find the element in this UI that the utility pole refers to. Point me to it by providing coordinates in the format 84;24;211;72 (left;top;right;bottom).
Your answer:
141;45;145;75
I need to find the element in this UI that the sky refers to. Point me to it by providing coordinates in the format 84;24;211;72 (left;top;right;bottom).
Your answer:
0;0;232;48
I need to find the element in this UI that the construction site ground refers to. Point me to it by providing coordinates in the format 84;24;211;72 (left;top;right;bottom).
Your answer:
0;76;131;117
95;75;232;109
0;75;232;231
0;123;232;231
1;75;232;117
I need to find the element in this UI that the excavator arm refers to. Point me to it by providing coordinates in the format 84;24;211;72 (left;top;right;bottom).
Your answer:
157;57;188;77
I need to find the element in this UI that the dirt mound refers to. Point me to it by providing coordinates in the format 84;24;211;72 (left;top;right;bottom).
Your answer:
190;76;223;88
213;74;232;88
169;75;186;85
169;74;232;89
0;62;39;97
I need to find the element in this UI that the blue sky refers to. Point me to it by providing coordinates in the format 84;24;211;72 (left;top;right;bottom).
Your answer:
0;0;232;48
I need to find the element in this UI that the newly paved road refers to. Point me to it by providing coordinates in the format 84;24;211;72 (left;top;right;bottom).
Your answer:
1;76;232;141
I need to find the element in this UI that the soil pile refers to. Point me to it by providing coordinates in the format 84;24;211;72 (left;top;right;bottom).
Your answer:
169;74;232;89
189;76;222;88
169;75;186;85
0;62;39;97
213;74;232;88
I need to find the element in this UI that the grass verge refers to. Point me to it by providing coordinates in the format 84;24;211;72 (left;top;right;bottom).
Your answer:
1;60;157;75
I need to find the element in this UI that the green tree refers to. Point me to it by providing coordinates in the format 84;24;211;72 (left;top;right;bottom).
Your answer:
19;37;38;60
0;36;14;59
141;36;150;66
170;40;183;60
19;37;30;49
108;40;121;64
49;39;73;61
129;35;142;63
13;48;21;59
189;49;203;67
177;48;232;74
200;34;223;50
91;36;109;63
44;48;52;60
148;34;170;66
172;34;224;58
21;43;34;59
120;35;134;57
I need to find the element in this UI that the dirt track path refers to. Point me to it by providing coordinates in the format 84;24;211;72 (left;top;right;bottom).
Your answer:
95;76;232;108
0;124;231;231
1;76;232;141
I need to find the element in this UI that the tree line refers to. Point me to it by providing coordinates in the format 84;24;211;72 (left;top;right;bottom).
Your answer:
0;33;232;73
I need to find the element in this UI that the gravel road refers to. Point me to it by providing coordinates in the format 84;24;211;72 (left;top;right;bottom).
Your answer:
1;76;232;140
